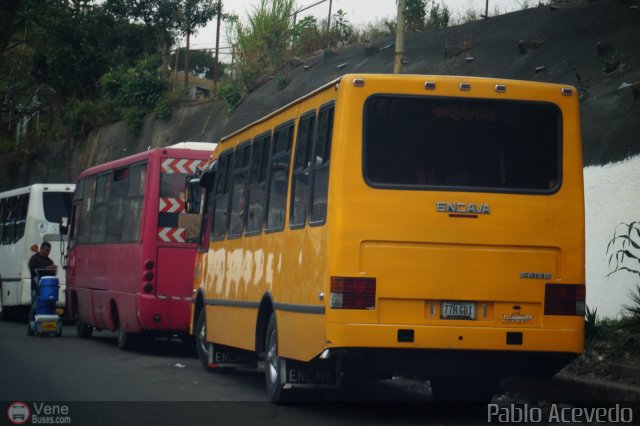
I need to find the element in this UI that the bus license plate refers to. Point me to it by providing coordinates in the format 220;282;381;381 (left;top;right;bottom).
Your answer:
41;321;58;331
441;301;476;320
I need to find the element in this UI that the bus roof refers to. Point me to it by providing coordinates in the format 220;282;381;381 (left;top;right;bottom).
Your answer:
77;146;212;180
0;184;75;198
166;142;217;151
217;73;575;147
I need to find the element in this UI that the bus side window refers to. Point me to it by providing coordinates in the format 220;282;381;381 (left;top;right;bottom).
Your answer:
290;111;316;229
309;103;334;226
78;175;96;244
123;162;146;242
0;198;6;244
2;196;16;245
211;151;232;240
106;168;130;243
245;133;271;236
91;172;111;244
68;203;80;247
14;194;29;243
198;172;215;251
228;142;251;238
266;121;294;232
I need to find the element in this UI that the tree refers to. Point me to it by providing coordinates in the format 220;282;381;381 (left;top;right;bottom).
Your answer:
0;0;28;58
170;48;225;78
179;0;217;88
30;3;155;100
405;0;426;31
105;0;182;77
332;9;353;46
100;56;167;134
427;1;450;29
293;16;322;55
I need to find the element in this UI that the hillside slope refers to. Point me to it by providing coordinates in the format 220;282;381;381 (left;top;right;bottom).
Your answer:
1;0;638;188
227;0;639;166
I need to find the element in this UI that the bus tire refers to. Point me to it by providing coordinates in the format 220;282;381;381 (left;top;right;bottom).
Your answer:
76;317;93;339
116;321;136;351
265;313;289;403
196;308;216;371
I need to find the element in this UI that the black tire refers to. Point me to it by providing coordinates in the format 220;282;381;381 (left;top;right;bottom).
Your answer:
116;320;136;351
195;309;213;371
76;316;93;338
26;321;35;336
56;322;63;337
264;313;289;403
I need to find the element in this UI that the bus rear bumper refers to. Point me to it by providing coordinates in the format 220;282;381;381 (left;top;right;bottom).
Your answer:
327;323;582;379
337;347;577;380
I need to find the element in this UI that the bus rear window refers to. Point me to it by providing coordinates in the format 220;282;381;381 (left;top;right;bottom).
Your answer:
43;192;72;223
363;95;561;193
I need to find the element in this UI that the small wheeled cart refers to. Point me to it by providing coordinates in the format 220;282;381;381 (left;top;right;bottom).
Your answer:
27;275;62;337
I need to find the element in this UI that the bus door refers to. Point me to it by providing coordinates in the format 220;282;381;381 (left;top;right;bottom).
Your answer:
156;157;205;329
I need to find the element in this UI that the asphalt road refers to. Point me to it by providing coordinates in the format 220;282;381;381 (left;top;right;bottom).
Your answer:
0;319;495;426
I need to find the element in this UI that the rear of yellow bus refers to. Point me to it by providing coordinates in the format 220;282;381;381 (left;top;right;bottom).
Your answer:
326;74;584;398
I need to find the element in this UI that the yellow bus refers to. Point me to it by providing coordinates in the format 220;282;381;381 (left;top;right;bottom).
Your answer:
190;74;585;401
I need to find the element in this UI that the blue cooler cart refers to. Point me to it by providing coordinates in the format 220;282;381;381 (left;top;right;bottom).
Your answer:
27;275;62;337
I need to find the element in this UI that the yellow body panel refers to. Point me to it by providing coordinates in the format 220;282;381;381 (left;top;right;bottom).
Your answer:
192;74;585;367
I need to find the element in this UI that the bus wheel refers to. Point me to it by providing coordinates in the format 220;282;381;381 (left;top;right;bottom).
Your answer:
76;317;93;338
116;319;136;350
265;313;289;403
195;309;213;371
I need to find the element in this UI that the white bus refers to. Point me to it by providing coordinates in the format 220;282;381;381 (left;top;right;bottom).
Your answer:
0;184;75;320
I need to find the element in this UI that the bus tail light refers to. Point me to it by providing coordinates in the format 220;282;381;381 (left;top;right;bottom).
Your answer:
330;277;376;310
544;284;585;316
142;259;155;293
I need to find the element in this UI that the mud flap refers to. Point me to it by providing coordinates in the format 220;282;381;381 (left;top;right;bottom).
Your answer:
282;356;341;389
207;343;257;369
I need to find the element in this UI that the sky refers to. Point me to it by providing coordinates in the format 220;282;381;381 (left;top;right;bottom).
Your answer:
189;0;530;57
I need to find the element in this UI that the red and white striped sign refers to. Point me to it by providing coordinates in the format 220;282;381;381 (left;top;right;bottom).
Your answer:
161;158;207;174
159;197;185;213
157;227;186;243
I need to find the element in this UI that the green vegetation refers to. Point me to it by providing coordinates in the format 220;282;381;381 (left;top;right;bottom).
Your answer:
0;0;485;153
606;221;640;330
569;221;640;378
405;0;450;30
0;1;219;150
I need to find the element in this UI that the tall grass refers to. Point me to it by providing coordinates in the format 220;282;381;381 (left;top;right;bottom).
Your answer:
233;0;295;92
606;221;640;329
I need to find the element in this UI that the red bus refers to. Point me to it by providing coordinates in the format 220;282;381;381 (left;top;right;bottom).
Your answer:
65;143;215;349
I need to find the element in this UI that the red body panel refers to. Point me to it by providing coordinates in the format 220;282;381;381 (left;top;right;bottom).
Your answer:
65;147;211;333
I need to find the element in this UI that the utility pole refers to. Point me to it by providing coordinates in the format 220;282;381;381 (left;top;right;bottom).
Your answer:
326;0;332;33
213;0;222;91
393;0;405;74
172;48;180;93
184;31;191;90
484;0;489;18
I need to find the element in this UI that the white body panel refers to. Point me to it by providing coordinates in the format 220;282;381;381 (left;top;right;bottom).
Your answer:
0;184;74;309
